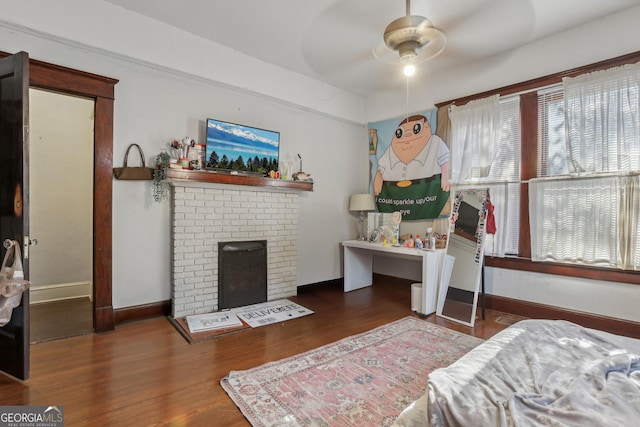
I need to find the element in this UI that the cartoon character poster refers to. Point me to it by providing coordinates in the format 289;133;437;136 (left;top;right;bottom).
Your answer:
368;109;450;221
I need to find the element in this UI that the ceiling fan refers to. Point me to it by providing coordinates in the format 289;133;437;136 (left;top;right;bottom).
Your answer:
373;0;446;75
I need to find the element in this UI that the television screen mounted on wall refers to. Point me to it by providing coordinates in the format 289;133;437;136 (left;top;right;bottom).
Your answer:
205;118;280;175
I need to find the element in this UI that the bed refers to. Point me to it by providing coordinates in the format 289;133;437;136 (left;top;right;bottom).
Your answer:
393;319;640;427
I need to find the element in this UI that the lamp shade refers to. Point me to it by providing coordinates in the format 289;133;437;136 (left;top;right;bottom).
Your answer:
349;193;376;212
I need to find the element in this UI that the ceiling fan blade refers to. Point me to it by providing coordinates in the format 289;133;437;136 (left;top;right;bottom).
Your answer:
415;27;446;62
372;38;399;65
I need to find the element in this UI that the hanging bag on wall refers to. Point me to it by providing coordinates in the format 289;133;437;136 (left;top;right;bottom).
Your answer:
113;143;155;180
0;240;30;327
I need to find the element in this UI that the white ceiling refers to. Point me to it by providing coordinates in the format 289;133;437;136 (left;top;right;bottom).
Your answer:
105;0;640;98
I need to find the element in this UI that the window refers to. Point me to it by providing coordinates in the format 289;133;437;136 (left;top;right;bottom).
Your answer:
564;64;640;174
441;51;640;279
537;87;567;176
497;97;521;256
531;63;640;270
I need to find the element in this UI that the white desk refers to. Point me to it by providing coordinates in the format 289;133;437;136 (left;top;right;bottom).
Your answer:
341;240;445;315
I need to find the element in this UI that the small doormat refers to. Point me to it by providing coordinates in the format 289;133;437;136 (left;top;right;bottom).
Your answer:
170;299;314;344
230;299;314;328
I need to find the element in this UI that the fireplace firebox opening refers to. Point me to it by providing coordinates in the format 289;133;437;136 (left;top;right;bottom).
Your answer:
218;240;267;309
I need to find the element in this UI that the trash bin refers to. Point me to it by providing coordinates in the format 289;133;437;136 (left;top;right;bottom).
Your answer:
411;283;422;312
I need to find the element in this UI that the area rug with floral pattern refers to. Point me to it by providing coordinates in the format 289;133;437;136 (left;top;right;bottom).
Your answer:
221;316;483;426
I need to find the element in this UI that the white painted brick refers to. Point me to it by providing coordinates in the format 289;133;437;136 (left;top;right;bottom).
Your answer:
175;296;194;305
185;187;205;194
170;183;300;317
173;259;193;267
174;206;194;214
185;200;205;208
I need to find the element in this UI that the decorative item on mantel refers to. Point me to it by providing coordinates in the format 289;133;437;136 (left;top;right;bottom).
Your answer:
279;161;294;180
170;137;197;170
152;135;213;202
292;153;312;182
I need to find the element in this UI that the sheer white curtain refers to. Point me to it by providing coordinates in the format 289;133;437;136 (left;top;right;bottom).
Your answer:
530;173;640;270
449;95;519;257
563;63;640;173
449;95;500;183
618;174;640;269
529;63;640;270
530;175;619;267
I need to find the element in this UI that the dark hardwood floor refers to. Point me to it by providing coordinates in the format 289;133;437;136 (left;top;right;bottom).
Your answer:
1;275;522;426
30;298;93;343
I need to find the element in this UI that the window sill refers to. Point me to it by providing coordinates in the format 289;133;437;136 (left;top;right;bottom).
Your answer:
485;256;640;285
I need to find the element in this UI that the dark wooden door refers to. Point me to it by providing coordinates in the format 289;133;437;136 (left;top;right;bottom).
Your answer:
0;51;30;380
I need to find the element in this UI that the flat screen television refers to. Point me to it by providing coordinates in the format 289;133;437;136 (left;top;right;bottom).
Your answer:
205;118;280;175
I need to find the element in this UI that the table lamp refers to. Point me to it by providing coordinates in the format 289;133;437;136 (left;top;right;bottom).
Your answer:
349;193;376;240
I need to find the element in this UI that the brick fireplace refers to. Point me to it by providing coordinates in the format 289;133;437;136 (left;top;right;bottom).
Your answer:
170;181;300;318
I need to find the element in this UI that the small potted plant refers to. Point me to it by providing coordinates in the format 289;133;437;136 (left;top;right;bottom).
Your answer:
153;151;171;202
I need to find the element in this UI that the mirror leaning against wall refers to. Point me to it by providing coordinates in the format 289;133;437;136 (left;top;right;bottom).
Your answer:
436;188;489;327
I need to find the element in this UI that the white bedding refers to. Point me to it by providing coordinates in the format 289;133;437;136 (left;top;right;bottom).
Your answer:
393;319;640;427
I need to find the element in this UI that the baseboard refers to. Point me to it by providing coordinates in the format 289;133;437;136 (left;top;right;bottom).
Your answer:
30;281;92;304
113;284;339;326
114;282;341;325
114;300;171;325
485;294;640;339
297;278;343;293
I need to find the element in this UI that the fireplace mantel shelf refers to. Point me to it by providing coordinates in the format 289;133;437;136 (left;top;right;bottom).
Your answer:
167;169;313;191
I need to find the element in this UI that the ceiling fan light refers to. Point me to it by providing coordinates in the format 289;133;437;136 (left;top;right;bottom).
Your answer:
403;64;416;76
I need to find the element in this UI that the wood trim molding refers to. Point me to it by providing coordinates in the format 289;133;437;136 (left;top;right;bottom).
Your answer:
0;51;118;99
485;294;640;339
1;50;118;332
436;50;640;108
485;256;640;285
114;301;171;325
167;169;314;191
93;96;114;332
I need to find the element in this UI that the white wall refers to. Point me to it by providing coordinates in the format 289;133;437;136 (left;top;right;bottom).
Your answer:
2;0;639;320
0;0;368;309
0;0;365;125
485;268;640;323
